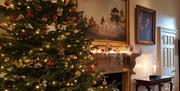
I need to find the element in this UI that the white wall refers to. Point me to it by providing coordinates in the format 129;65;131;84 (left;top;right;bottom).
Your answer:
1;0;180;91
79;0;180;90
130;0;180;91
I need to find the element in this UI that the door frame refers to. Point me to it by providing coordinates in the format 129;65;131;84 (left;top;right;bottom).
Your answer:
157;27;177;90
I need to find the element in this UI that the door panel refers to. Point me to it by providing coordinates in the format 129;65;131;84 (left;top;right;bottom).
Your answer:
158;27;176;91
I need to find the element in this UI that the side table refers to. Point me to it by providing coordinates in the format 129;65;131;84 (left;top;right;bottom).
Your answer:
135;76;173;91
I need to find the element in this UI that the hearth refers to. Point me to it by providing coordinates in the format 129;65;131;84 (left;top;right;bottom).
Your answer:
94;52;141;91
105;73;122;90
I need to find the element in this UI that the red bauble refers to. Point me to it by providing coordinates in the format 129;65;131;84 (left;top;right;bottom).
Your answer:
47;60;55;66
0;44;4;49
4;0;10;6
9;15;17;20
62;0;67;4
72;17;78;24
70;7;78;13
59;48;65;53
88;65;95;73
26;12;33;18
52;15;57;21
19;32;28;37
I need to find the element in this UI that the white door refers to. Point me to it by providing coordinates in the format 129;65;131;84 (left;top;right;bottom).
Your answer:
158;27;176;90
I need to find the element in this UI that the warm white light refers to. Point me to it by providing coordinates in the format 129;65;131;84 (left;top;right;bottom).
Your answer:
153;64;157;74
35;85;40;89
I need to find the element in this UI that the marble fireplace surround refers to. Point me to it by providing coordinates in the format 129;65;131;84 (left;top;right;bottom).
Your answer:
94;53;141;91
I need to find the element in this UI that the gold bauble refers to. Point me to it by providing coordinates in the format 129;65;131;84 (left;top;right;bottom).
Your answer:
92;80;97;85
75;71;81;78
102;80;107;86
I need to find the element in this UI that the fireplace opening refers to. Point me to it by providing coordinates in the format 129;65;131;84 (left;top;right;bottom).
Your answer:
105;73;122;90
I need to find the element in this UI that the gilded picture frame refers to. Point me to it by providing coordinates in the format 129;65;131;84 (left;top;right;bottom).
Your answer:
135;5;156;45
77;0;129;46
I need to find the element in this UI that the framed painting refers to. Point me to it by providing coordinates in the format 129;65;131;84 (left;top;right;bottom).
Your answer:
135;5;156;45
77;0;129;45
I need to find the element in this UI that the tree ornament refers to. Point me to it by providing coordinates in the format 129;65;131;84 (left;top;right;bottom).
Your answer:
73;29;80;33
26;12;33;18
9;15;17;20
34;62;43;68
72;17;78;24
20;32;28;37
88;65;95;73
70;7;78;13
92;80;97;85
57;8;63;16
59;48;65;53
102;79;107;86
65;32;71;36
42;17;48;22
46;23;56;33
62;0;67;4
47;60;55;66
52;15;58;21
58;24;67;30
75;71;81;78
18;14;25;19
4;0;11;6
36;6;42;11
0;44;4;50
51;0;57;3
9;4;14;9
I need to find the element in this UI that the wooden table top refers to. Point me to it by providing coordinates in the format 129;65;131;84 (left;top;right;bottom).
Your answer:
134;76;173;85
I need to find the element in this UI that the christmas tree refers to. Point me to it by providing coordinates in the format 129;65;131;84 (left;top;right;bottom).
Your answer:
0;0;116;91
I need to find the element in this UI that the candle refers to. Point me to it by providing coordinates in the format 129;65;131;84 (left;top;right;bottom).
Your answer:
153;64;157;75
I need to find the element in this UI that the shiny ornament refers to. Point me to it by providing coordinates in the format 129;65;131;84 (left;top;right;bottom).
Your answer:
70;7;78;13
0;44;4;49
34;62;43;68
73;29;80;33
9;15;17;20
72;17;78;24
42;17;48;22
26;12;33;18
51;0;57;3
92;80;97;85
4;0;10;6
88;65;95;73
35;6;42;11
62;0;67;4
59;48;65;53
9;4;14;9
57;8;63;16
19;32;28;37
75;71;81;78
46;23;56;33
102;79;107;86
52;15;57;21
47;60;55;66
18;14;25;19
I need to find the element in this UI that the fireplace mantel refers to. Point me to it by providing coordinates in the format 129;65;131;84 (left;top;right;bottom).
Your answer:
94;52;141;91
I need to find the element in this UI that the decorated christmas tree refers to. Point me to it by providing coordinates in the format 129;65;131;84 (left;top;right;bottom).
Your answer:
0;0;116;91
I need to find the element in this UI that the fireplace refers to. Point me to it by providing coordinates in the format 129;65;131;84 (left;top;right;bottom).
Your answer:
94;53;140;91
105;73;122;90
